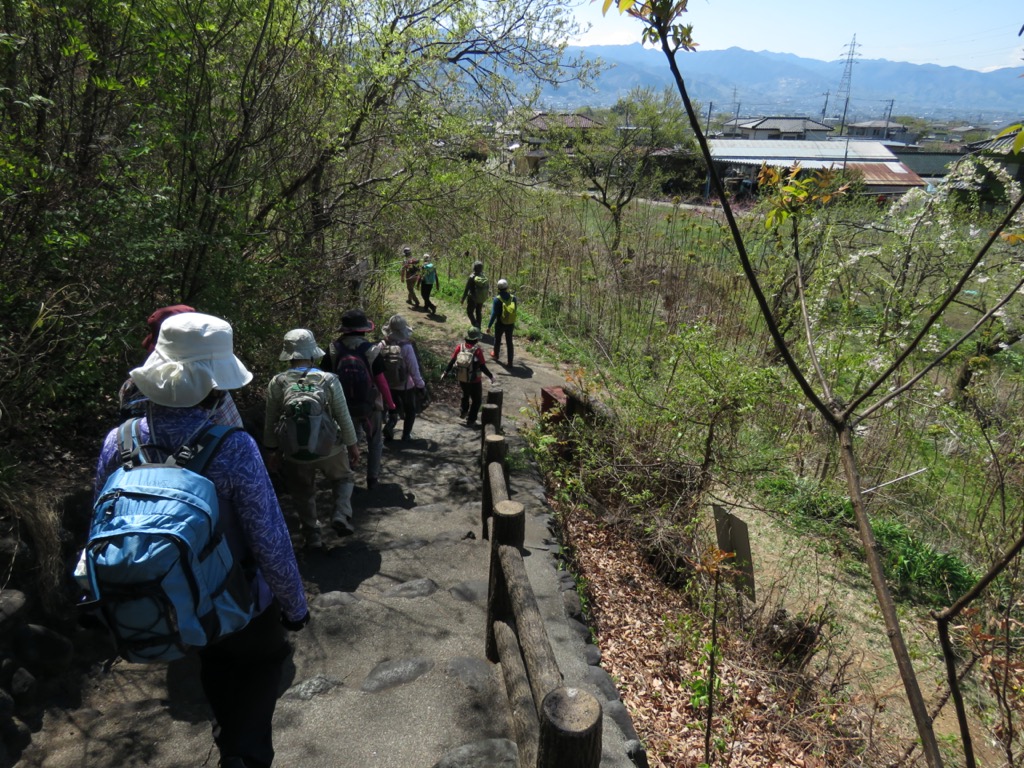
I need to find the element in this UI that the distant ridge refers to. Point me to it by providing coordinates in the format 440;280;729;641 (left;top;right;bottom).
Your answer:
543;44;1023;122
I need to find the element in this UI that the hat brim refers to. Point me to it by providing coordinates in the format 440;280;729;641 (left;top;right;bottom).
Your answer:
279;344;326;361
131;352;253;408
339;321;374;334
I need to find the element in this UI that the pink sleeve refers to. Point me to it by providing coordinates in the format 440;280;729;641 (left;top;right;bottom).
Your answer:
375;372;396;410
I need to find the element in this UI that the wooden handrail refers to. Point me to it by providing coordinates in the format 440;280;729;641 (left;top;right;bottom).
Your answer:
481;391;602;768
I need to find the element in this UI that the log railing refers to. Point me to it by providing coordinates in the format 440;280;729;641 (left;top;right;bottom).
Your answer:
480;388;603;768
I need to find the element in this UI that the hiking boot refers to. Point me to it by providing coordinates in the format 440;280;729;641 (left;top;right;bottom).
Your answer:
367;477;379;490
331;516;355;537
459;409;468;419
304;526;323;550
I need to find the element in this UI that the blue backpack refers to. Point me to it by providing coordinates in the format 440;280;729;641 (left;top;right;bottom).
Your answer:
81;420;255;663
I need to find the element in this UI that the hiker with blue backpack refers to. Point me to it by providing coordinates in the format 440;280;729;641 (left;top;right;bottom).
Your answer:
460;259;488;329
486;278;518;367
324;309;395;493
89;312;309;768
264;328;361;543
418;255;440;315
118;303;244;428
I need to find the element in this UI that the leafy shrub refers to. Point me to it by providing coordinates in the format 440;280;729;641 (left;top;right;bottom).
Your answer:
871;517;977;604
756;473;854;526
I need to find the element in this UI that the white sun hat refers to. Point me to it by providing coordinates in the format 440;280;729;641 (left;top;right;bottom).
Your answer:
130;312;253;408
279;329;325;361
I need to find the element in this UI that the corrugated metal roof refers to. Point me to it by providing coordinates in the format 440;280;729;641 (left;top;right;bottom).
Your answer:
848;162;926;187
967;129;1022;155
710;139;898;163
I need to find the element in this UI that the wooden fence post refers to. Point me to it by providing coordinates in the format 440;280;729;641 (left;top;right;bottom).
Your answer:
486;388;504;432
485;501;524;660
537;687;602;768
481;434;508;538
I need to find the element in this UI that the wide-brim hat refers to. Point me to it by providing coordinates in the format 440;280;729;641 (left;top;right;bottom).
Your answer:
141;304;195;352
130;313;252;408
382;314;413;342
339;309;375;334
279;329;325;361
465;327;482;342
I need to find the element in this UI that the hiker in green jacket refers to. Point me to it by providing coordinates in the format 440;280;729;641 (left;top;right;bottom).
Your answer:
460;260;488;329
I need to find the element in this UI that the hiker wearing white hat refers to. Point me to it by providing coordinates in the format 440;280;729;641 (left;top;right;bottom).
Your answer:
381;314;426;441
264;328;360;544
96;312;308;768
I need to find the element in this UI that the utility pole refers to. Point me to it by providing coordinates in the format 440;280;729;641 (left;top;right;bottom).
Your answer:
820;90;830;122
835;35;860;136
705;100;713;134
883;98;894;140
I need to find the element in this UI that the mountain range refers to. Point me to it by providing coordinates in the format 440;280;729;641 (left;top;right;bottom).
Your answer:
543;45;1024;124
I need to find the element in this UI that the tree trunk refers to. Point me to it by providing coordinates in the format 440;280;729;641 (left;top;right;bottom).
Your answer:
837;424;943;767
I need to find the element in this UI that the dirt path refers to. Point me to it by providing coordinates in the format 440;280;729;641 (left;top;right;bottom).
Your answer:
19;288;642;768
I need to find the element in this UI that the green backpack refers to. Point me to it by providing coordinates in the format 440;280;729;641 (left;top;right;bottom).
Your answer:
472;274;490;304
275;370;338;460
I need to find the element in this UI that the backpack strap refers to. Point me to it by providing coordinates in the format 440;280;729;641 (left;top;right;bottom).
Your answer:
117;418;162;468
176;424;238;475
179;425;237;474
116;419;141;468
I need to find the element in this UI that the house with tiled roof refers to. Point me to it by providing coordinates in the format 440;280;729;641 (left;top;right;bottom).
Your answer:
722;117;833;141
846;120;914;143
508;112;605;175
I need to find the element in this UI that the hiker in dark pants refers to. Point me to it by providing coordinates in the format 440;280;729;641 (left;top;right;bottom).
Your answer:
441;327;495;426
400;248;421;307
419;256;440;314
381;314;426;441
486;278;517;367
460;260;487;329
94;312;309;768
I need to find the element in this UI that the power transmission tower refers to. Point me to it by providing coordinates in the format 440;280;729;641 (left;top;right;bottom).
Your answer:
835;35;860;135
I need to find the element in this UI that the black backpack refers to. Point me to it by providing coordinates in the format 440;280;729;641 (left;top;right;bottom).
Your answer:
330;341;379;420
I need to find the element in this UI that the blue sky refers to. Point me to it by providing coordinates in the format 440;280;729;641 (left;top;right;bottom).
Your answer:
570;0;1024;72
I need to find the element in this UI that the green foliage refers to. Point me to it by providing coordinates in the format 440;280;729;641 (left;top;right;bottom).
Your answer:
756;473;854;526
871;517;977;605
